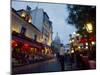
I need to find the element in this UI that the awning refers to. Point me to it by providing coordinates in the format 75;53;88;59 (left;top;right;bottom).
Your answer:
12;35;42;49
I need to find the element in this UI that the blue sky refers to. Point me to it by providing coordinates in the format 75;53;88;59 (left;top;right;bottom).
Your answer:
12;1;77;45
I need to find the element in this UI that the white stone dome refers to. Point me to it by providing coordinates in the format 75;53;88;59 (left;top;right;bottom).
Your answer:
54;32;61;44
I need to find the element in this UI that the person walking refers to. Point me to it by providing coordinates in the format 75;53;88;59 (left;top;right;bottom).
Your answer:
59;44;65;71
75;50;82;69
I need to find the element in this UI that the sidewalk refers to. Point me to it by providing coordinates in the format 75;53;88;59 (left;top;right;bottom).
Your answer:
12;57;82;74
64;62;79;71
12;57;61;74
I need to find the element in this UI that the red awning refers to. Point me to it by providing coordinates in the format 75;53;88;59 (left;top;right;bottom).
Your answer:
80;36;96;43
80;37;87;43
12;36;42;49
89;36;96;41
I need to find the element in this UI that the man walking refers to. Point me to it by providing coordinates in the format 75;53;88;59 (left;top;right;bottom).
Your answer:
59;44;65;71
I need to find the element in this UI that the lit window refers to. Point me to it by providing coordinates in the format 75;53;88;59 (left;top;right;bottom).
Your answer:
78;46;80;49
28;17;32;23
21;11;26;17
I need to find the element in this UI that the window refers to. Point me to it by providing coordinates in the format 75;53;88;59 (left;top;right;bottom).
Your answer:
34;34;37;41
21;11;26;17
20;27;26;35
28;17;32;23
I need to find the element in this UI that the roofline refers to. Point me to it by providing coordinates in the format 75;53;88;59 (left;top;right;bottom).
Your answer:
11;8;40;32
16;9;25;12
43;11;49;19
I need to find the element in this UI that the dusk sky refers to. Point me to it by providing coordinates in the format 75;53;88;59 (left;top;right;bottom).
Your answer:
12;1;77;45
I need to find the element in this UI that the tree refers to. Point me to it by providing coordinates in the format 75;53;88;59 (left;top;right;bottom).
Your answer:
66;5;96;60
66;4;96;35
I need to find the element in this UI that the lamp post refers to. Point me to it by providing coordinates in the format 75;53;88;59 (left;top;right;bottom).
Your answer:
85;23;93;56
85;23;93;33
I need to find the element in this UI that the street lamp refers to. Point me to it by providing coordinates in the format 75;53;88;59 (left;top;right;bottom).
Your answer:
85;22;93;57
85;23;93;33
73;32;76;35
76;33;80;36
73;32;80;37
86;42;88;46
85;46;88;49
91;41;95;45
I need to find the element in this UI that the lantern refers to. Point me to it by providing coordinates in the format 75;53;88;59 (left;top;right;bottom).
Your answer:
85;23;93;33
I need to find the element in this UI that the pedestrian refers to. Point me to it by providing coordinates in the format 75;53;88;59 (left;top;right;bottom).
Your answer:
56;52;60;61
75;50;82;69
59;44;65;71
28;54;33;64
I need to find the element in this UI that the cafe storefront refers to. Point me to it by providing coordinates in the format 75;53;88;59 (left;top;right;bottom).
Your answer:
12;31;53;65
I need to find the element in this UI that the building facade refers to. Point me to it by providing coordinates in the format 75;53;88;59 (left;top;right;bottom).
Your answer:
11;6;53;63
30;7;53;46
11;8;42;42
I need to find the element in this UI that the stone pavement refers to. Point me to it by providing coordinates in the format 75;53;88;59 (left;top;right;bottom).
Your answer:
12;57;79;74
12;58;61;74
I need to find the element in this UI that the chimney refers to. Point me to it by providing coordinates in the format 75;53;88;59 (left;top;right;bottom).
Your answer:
26;5;31;12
